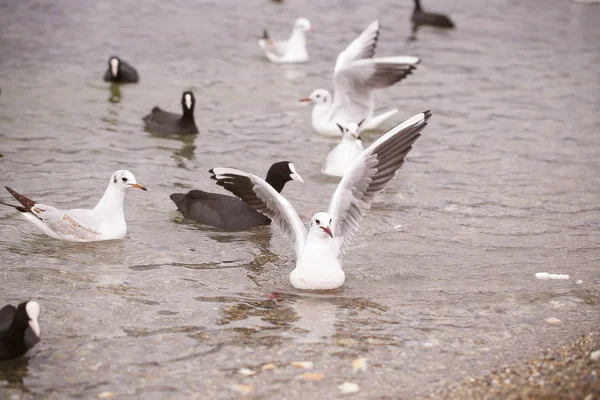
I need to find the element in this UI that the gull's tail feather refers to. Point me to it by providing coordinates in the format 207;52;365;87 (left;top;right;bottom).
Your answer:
5;187;36;212
0;200;28;213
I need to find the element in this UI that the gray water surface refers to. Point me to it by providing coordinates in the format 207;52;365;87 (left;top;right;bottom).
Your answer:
1;0;599;398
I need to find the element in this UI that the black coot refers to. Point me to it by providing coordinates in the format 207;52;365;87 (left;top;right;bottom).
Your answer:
170;161;303;230
412;0;455;29
103;56;139;83
143;91;199;135
0;301;41;361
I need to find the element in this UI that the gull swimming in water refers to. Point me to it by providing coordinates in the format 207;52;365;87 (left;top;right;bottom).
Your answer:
1;170;147;242
322;121;364;178
258;18;312;63
300;20;420;137
211;111;431;290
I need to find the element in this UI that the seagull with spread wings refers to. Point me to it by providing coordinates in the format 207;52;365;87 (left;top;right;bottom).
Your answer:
210;111;431;290
300;20;420;137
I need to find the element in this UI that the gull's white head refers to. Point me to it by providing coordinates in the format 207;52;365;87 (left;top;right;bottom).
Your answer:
181;91;195;113
25;301;41;338
336;121;362;139
294;18;312;32
300;89;331;105
111;170;147;191
109;56;120;77
310;212;333;239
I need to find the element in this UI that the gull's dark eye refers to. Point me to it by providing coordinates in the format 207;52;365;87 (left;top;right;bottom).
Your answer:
316;94;320;98
315;219;320;225
122;177;128;182
329;218;332;224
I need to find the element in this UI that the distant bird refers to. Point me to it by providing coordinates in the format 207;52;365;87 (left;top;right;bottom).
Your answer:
211;111;430;290
142;91;199;135
322;121;364;177
171;161;303;230
0;170;147;242
258;18;312;63
0;301;41;361
300;20;420;136
411;0;455;29
103;56;139;83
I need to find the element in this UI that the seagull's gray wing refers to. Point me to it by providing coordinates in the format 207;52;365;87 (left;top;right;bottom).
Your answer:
327;111;432;256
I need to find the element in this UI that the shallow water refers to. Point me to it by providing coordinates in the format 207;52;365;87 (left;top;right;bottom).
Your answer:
1;0;599;398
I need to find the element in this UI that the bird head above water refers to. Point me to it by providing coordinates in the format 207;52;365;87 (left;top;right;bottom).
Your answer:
111;170;147;191
17;301;41;338
336;120;364;139
294;18;312;33
300;89;331;105
265;161;304;192
108;56;121;78
181;91;196;115
310;212;333;239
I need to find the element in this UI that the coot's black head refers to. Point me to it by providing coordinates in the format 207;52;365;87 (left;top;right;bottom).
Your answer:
265;161;304;192
181;91;196;116
15;301;41;338
108;56;121;78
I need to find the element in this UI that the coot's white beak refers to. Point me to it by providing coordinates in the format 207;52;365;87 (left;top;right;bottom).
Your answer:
288;163;304;183
29;319;41;338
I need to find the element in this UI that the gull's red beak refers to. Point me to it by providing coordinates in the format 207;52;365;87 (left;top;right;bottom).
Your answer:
299;97;311;103
320;226;333;238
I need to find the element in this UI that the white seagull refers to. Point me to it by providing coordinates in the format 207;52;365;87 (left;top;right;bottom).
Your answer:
300;20;420;137
322;121;365;178
211;111;431;290
1;170;147;242
258;18;312;63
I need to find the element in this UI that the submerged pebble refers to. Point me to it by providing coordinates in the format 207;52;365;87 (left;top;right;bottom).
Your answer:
535;272;569;280
292;361;314;369
352;357;368;372
338;381;360;395
545;317;562;325
238;368;256;376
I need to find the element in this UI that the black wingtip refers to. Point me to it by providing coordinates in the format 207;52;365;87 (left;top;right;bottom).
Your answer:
423;110;433;121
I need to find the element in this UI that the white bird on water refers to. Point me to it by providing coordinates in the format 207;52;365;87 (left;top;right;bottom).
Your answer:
322;121;364;178
258;18;312;63
0;170;147;242
211;111;431;290
300;20;420;137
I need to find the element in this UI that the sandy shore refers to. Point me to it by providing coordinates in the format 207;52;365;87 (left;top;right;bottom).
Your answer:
430;331;600;399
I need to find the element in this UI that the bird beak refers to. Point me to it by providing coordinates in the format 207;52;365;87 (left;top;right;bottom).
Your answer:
129;183;148;191
351;133;358;139
29;319;41;338
290;172;304;183
320;226;333;238
299;97;311;103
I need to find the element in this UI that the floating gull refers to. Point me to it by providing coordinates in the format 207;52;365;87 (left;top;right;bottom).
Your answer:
322;121;364;178
258;18;312;63
211;111;430;289
1;170;146;242
300;20;420;136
